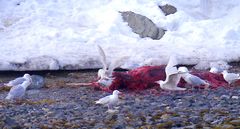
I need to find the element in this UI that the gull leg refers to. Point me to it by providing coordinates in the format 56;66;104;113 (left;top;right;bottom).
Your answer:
107;105;116;113
191;84;194;91
204;84;209;90
108;104;113;110
229;82;234;87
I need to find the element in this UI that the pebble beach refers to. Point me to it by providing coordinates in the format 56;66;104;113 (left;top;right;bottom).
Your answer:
0;70;240;129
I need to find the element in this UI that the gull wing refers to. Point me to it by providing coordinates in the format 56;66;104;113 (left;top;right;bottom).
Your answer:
5;77;26;87
227;73;240;80
7;85;25;99
166;56;178;69
107;56;129;76
167;73;182;87
97;45;108;70
164;72;186;90
96;95;111;105
188;75;206;85
165;56;179;76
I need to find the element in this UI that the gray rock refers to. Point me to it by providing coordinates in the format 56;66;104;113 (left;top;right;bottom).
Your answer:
220;95;230;99
159;4;177;16
216;124;234;129
213;116;227;124
203;113;215;123
231;95;239;99
114;125;125;129
3;116;21;128
28;75;45;90
229;119;240;126
202;127;211;129
26;89;40;95
168;117;186;127
189;116;201;124
120;11;165;40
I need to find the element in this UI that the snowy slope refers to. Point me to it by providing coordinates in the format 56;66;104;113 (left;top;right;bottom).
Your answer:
0;0;240;70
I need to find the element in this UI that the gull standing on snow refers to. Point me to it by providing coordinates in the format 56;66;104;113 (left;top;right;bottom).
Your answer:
178;66;209;89
95;90;121;110
222;70;240;84
4;74;31;87
5;74;32;100
156;56;186;91
97;45;129;86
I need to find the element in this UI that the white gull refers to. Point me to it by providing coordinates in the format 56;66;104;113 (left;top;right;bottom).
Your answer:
97;45;128;87
178;66;209;89
95;90;121;110
4;74;30;87
156;56;186;91
222;70;240;84
5;74;32;100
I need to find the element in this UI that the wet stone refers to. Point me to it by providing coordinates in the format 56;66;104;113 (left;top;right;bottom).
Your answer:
28;75;45;90
203;113;215;123
158;4;177;16
168;117;186;127
220;95;230;99
3;116;21;128
189;116;201;124
229;119;240;126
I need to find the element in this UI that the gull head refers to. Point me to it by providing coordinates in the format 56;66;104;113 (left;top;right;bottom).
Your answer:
23;74;32;84
112;90;121;96
23;74;31;80
98;69;106;78
178;66;189;73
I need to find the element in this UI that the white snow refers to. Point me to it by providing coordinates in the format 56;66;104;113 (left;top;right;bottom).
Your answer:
0;0;240;70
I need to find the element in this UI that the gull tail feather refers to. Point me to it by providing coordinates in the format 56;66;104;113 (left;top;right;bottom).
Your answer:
5;95;12;100
4;83;12;87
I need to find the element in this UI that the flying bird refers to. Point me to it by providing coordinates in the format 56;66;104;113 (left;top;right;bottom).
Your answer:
222;70;240;84
156;56;186;91
5;74;32;100
95;90;121;110
178;66;209;89
97;45;129;86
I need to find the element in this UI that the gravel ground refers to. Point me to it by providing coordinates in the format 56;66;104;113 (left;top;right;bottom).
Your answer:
0;70;240;129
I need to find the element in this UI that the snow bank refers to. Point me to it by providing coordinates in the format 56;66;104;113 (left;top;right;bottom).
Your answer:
0;0;240;70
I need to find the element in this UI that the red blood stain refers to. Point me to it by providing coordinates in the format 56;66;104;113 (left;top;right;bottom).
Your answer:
92;65;230;92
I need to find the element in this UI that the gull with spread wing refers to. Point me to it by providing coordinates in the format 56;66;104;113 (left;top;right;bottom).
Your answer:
97;45;129;87
156;56;186;91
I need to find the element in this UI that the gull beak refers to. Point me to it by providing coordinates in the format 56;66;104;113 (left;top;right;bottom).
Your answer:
118;91;125;98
